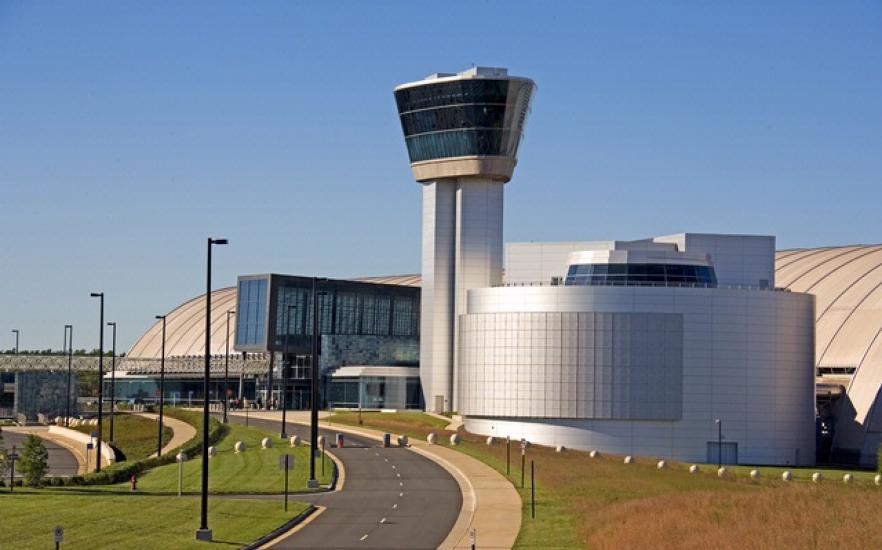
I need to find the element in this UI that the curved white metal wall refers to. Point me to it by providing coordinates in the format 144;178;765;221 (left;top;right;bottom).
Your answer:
459;286;816;466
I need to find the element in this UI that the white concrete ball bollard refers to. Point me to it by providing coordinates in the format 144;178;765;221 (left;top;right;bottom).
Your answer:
717;467;728;478
55;417;64;426
812;472;823;483
397;435;409;447
782;471;793;482
290;435;301;447
317;435;326;449
556;445;566;453
875;474;882;486
261;437;273;449
750;469;761;480
486;436;495;446
589;450;599;458
449;433;461;446
427;432;437;445
689;464;700;474
176;452;187;462
234;441;245;454
843;473;853;484
207;446;216;458
92;418;99;426
623;455;633;464
657;460;667;470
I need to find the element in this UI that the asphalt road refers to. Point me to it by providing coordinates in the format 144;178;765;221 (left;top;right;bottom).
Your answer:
226;415;462;550
3;430;80;478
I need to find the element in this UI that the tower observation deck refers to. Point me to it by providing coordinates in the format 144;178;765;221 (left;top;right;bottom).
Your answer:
394;66;535;412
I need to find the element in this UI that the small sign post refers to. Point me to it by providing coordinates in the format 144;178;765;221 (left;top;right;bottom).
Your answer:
9;446;18;492
86;442;94;472
530;460;535;519
278;454;295;511
520;439;527;488
469;527;476;550
54;526;64;549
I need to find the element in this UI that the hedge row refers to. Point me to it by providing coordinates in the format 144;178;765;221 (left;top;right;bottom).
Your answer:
56;408;228;487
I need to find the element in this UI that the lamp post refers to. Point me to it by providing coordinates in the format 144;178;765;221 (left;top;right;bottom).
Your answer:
107;321;117;443
197;237;227;542
280;304;297;438
11;329;19;354
308;278;328;488
155;315;167;457
223;310;235;424
715;418;722;468
89;292;104;473
64;325;73;427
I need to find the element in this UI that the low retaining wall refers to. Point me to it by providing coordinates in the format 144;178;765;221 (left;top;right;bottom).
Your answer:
48;425;116;466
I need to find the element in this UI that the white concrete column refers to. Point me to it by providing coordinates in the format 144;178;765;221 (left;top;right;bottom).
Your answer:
420;181;457;412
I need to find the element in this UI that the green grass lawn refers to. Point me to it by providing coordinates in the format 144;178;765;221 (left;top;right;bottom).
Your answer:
331;411;882;549
81;420;333;494
71;413;173;462
0;492;309;549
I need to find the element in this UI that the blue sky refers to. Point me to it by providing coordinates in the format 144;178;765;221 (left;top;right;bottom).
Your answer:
1;1;881;351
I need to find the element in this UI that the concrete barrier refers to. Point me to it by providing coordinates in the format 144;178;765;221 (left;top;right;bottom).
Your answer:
48;425;115;465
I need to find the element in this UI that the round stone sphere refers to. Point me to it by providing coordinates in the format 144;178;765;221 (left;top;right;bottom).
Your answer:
317;435;326;449
875;474;881;486
750;470;761;480
689;464;700;474
234;441;245;453
449;433;461;446
261;437;273;449
397;435;409;447
781;471;793;482
843;473;854;484
589;450;600;458
717;467;728;478
207;446;216;458
290;435;301;447
176;452;187;462
486;436;495;446
556;445;566;453
812;472;824;483
623;456;633;464
427;432;437;445
657;460;667;470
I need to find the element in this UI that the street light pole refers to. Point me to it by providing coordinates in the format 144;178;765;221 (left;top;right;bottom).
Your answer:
11;329;19;354
90;292;104;473
155;315;167;457
308;278;328;488
107;321;117;443
223;310;235;424
715;418;722;468
280;304;297;438
197;237;227;542
64;325;73;427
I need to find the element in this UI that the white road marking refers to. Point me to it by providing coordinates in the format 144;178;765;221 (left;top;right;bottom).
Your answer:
391;465;396;469
399;492;404;497
393;503;398;509
399;482;404;487
396;473;401;478
380;517;387;524
360;534;369;541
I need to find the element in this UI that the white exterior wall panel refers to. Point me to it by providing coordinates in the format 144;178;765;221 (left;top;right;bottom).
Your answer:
460;285;815;466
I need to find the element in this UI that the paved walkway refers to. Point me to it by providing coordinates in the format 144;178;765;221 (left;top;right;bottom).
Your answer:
240;411;521;550
136;413;198;458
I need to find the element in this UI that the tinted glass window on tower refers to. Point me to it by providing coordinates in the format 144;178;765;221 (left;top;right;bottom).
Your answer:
564;264;718;287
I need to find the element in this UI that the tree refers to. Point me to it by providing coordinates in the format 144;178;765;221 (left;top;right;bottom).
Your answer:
0;427;9;478
17;434;48;487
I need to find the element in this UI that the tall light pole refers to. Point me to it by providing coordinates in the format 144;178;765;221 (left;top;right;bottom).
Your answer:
11;329;19;354
715;418;722;468
64;325;73;427
90;292;104;473
197;237;227;542
280;304;297;438
308;278;328;488
107;321;117;443
223;310;235;424
155;315;166;457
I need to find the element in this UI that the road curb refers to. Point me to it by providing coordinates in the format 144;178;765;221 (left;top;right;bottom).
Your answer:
242;505;319;550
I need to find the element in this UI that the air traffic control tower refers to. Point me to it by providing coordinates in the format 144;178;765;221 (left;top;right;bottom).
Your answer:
394;66;535;412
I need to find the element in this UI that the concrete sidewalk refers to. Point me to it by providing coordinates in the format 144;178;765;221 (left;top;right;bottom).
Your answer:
232;410;521;550
137;413;197;458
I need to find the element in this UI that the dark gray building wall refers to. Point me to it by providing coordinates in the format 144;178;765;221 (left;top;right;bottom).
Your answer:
12;371;78;421
320;335;419;374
